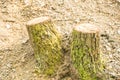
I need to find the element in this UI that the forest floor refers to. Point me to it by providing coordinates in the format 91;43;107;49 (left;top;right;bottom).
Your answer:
0;0;120;80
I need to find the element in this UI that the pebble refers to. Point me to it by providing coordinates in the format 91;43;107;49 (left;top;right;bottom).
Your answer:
6;63;11;68
24;0;33;6
117;30;120;35
109;54;113;59
21;38;29;44
109;72;117;78
12;68;16;72
106;45;111;51
117;48;120;53
6;24;11;29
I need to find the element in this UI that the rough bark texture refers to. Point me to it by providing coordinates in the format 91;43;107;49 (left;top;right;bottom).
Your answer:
71;23;101;80
26;17;63;76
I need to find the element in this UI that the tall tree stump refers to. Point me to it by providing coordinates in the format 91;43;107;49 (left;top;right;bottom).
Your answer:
71;23;101;80
26;17;63;76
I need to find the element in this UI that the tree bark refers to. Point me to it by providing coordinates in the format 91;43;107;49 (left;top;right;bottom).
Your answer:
26;17;63;76
71;23;101;80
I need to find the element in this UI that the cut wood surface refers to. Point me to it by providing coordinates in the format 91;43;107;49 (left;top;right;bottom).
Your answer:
26;17;63;76
27;17;50;26
74;23;99;33
71;23;101;80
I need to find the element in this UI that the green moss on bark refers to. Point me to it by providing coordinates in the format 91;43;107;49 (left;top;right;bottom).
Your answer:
71;30;101;80
27;21;63;76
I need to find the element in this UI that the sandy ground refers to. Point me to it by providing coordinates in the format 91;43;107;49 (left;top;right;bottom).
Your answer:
0;0;120;80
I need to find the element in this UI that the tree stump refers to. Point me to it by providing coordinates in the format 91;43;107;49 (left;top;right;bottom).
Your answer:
71;23;101;80
26;17;63;76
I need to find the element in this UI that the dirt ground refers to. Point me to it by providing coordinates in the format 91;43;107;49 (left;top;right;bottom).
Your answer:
0;0;120;80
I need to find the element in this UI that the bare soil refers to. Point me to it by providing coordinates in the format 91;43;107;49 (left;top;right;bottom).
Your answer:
0;0;120;80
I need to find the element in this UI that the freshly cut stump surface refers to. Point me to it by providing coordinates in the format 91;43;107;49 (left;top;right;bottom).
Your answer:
26;17;63;76
71;23;101;80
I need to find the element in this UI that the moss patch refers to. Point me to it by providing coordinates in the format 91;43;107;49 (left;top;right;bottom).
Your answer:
27;22;63;76
71;30;102;80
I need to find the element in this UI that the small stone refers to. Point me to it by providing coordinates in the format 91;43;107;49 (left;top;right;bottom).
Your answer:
106;45;111;51
107;43;111;46
109;54;113;59
21;38;29;44
1;9;8;13
6;63;11;68
75;18;80;23
117;48;120;53
117;30;120;35
41;2;46;7
24;0;32;6
6;24;11;29
110;72;117;78
12;69;16;72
